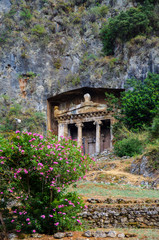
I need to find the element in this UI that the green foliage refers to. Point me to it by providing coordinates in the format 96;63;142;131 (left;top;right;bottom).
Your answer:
53;59;62;69
100;7;150;55
149;114;159;139
5;8;17;18
146;147;159;170
0;95;46;134
18;72;37;79
105;92;120;113
114;137;143;157
65;74;80;86
0;32;9;44
89;5;108;18
0;132;93;234
121;73;159;129
31;25;46;35
20;8;32;20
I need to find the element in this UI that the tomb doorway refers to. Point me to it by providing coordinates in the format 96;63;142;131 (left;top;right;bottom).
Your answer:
68;123;77;141
82;121;96;155
101;120;111;152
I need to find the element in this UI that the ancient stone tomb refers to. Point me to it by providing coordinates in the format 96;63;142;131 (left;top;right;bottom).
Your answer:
47;88;121;155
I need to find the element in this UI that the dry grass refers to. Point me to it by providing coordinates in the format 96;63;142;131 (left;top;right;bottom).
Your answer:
68;156;159;200
87;158;151;186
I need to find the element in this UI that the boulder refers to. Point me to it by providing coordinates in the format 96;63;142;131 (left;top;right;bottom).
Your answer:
54;232;66;239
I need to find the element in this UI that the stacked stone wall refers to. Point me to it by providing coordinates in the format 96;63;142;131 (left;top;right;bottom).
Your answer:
81;202;159;228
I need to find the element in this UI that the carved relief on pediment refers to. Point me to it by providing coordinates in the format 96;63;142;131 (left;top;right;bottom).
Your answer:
54;93;107;118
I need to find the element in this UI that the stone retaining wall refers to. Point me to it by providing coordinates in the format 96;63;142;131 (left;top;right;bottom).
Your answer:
81;204;159;228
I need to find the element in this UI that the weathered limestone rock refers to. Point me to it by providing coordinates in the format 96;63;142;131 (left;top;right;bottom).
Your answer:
0;0;11;13
83;231;92;237
0;0;159;132
54;232;66;239
118;233;125;238
92;231;107;238
31;233;42;238
107;231;117;238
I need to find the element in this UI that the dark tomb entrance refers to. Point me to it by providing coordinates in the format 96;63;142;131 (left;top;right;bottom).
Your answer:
101;119;111;151
82;121;96;155
68;124;77;141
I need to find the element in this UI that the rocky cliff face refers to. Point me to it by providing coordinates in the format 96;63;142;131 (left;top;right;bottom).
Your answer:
0;0;159;115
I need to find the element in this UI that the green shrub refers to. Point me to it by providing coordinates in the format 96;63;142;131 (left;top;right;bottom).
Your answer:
121;73;159;129
89;5;108;17
20;8;32;20
53;59;62;69
65;73;80;86
0;95;46;134
100;7;150;55
114;137;143;157
31;25;46;35
0;132;93;234
149;115;159;139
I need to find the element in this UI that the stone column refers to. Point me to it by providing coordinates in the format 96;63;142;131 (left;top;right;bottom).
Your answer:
63;123;68;138
58;122;68;140
75;122;83;147
94;120;102;153
110;118;115;149
47;100;52;131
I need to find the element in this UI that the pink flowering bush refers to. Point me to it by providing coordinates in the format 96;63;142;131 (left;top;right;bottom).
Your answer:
0;132;93;234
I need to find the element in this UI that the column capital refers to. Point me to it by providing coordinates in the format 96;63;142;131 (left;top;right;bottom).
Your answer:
93;120;102;126
75;122;84;128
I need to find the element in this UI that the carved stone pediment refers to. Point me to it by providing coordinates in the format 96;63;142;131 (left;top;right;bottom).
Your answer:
54;93;107;119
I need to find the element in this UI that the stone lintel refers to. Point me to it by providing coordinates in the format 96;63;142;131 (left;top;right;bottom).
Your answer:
57;116;113;125
55;111;107;121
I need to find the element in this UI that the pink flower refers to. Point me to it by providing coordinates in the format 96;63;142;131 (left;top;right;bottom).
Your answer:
49;215;53;217
54;222;59;226
33;230;36;233
38;163;43;167
49;167;53;171
53;162;58;164
24;169;28;174
0;192;3;194
77;219;82;225
28;222;31;225
11;219;15;223
1;161;4;164
41;215;45;219
47;145;51;149
26;218;30;221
